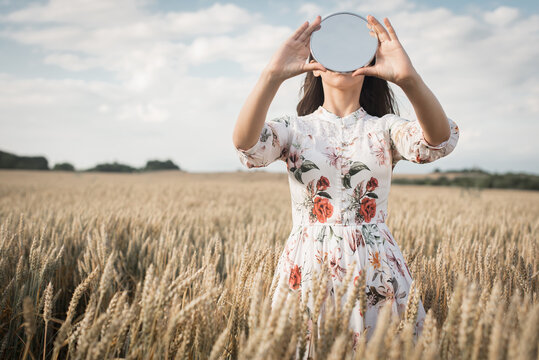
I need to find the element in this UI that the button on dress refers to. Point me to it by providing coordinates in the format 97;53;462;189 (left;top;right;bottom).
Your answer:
234;105;459;356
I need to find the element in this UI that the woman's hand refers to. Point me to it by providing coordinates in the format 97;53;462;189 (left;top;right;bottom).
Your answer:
264;15;327;83
352;15;418;87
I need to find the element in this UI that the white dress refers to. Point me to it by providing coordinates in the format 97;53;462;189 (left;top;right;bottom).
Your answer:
234;105;459;356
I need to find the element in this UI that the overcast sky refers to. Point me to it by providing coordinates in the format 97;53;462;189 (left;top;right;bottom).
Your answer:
1;0;538;174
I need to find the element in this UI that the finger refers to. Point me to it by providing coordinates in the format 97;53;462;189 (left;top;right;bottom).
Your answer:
352;66;377;77
304;62;327;73
306;24;321;42
383;17;399;41
298;16;321;43
291;21;309;41
368;15;390;42
307;59;327;72
365;21;377;40
298;15;322;43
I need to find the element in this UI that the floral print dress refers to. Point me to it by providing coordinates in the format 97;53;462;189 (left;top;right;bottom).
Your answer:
234;105;459;357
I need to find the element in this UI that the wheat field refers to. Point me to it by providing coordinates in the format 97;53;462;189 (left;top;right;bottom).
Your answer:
0;169;537;360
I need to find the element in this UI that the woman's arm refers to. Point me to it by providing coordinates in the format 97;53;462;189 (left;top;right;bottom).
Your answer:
232;70;283;151
398;71;451;146
232;16;326;152
351;15;453;147
352;15;459;165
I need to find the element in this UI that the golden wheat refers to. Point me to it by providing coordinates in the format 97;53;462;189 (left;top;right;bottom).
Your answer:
0;170;537;359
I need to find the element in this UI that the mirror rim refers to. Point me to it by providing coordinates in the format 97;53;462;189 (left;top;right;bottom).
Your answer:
309;11;378;73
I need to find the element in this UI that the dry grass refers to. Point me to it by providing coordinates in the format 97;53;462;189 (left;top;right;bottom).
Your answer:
0;169;537;360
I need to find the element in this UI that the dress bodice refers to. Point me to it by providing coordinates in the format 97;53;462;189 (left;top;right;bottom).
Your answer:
234;105;460;227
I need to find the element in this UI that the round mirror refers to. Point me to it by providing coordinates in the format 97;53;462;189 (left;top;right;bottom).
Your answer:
310;12;378;73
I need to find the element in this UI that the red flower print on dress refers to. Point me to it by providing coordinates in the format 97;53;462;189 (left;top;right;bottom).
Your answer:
304;176;334;224
347;177;380;224
359;197;377;223
316;176;330;191
289;264;302;290
313;196;334;223
366;177;378;192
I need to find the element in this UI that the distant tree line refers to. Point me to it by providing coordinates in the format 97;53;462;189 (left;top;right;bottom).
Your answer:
0;150;49;170
2;149;538;190
394;167;539;191
0;150;181;172
433;166;491;175
85;160;180;173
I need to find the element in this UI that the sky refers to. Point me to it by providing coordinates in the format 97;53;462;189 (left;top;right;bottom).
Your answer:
0;0;538;174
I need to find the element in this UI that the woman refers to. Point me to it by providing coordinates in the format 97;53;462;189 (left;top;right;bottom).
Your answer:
232;14;459;357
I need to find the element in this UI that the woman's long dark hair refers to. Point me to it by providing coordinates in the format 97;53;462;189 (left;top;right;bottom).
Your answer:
296;53;400;118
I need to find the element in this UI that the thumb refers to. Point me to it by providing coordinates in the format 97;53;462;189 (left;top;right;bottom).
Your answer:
352;66;377;77
303;62;327;73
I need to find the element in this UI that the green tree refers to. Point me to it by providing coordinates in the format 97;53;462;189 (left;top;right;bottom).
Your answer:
53;163;75;171
143;159;180;171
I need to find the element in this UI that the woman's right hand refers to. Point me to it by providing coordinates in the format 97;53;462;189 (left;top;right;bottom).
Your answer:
264;15;327;83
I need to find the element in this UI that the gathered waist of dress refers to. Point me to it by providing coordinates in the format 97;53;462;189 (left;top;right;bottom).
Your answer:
293;219;386;228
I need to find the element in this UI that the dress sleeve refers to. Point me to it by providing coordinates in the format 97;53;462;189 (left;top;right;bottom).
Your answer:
234;114;292;169
384;114;459;166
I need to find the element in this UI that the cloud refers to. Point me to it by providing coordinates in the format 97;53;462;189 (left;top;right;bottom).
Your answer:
43;53;101;71
483;6;520;26
298;3;324;19
1;0;147;26
0;2;281;80
0;0;537;173
335;0;416;14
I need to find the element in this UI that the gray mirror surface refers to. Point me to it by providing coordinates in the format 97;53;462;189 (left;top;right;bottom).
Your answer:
310;12;378;73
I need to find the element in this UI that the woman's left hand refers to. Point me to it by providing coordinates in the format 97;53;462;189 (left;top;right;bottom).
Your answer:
352;15;418;87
